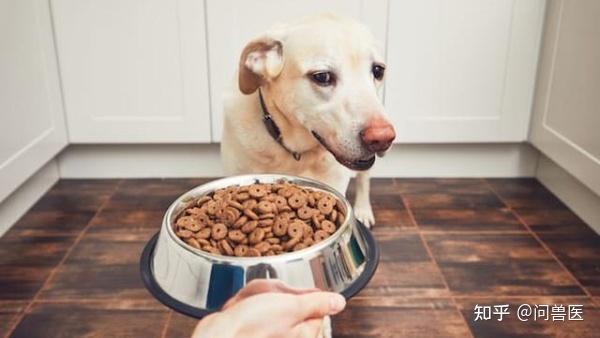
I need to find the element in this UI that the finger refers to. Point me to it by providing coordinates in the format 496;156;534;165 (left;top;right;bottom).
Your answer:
223;280;320;309
291;292;346;323
290;318;323;338
223;280;283;309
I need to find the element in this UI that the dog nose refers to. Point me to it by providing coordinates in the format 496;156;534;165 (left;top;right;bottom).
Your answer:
360;118;396;153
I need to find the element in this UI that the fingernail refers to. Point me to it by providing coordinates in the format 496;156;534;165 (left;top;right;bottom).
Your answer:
329;295;346;312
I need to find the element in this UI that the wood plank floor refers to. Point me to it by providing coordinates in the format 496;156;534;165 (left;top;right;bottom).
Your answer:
1;178;599;337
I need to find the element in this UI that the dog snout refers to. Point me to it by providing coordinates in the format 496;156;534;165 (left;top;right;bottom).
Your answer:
360;117;396;153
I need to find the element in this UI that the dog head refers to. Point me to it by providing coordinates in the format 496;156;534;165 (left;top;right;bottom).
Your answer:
238;14;395;170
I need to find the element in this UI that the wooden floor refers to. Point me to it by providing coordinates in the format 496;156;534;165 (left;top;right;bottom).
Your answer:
1;178;599;337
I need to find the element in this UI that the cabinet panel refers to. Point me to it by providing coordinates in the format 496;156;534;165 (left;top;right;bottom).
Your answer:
52;0;211;143
386;0;545;142
206;0;388;142
530;0;600;195
0;0;68;202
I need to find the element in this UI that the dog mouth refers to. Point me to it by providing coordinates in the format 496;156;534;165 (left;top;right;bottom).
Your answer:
311;131;376;171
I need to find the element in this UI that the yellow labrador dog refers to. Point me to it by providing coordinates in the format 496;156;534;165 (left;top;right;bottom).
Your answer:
221;14;395;336
221;14;395;230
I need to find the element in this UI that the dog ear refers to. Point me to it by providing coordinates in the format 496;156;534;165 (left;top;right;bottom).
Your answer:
238;37;284;95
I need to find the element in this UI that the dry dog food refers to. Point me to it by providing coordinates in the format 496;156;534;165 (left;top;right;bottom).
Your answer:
174;182;345;257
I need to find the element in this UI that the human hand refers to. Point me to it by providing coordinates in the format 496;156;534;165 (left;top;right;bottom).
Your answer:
191;280;345;338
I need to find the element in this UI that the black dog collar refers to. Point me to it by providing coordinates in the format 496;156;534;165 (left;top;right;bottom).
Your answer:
258;88;302;161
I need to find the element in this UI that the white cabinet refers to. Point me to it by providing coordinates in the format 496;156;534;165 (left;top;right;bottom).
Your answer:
51;0;211;143
385;0;546;142
0;0;68;202
530;0;600;195
206;0;388;142
47;0;546;144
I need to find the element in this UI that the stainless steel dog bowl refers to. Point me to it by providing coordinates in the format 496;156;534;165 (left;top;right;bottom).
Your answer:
140;174;379;318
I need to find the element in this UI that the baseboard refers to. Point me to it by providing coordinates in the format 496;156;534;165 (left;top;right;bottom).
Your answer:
57;143;540;178
536;155;600;233
0;159;60;236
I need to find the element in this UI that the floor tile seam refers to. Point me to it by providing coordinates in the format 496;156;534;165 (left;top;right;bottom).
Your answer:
483;180;592;298
2;179;124;338
402;196;475;338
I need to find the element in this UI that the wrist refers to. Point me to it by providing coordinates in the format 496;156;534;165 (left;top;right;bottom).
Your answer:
192;313;241;338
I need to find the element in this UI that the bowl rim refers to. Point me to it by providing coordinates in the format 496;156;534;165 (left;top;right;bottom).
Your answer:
164;174;355;263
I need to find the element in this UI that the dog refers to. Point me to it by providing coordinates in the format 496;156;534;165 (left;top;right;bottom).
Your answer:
220;14;395;338
221;13;395;228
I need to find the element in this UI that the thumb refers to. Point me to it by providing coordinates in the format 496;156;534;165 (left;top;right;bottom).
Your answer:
291;292;346;322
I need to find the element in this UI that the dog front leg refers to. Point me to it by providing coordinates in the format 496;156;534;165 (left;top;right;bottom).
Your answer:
353;170;375;227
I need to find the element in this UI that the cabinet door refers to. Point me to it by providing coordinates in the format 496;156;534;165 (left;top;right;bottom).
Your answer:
386;0;546;142
0;0;68;202
530;0;600;195
52;0;211;143
206;0;388;142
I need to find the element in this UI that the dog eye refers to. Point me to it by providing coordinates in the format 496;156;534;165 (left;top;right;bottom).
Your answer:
310;71;334;86
372;64;385;80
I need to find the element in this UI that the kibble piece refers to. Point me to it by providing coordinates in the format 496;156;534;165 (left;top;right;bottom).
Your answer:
311;214;321;229
321;220;336;234
337;212;345;226
176;216;195;228
243;208;259;220
293;243;307;251
273;195;288;210
248;184;267;198
317;196;335;215
197;238;210;247
245;247;261;257
228;200;244;210
233;215;248;229
287;220;305;239
234;244;248;257
235;192;250;201
185;238;201;249
273;218;288;236
329;209;338;223
288;193;307;209
219;240;234;256
277;187;294;198
297;206;314;220
223;207;241;225
196;196;212;207
266;237;280;244
203;245;220;255
248;228;265;244
177;229;193;239
257;201;275;214
228;230;245;243
205;201;218;215
270;244;283;252
283;236;301;250
314;230;329;242
258;219;274;227
308;194;316;207
241;220;258;234
195;227;212;239
312;191;325;200
212;223;228;240
254;241;271;254
303;224;314;239
242;199;258;210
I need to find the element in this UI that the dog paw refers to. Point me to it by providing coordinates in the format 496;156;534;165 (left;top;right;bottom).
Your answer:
354;204;375;228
